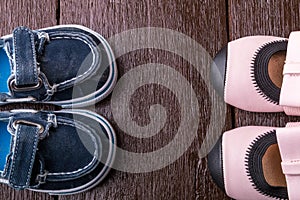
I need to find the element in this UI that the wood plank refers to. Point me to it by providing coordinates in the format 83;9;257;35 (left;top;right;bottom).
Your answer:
229;0;300;40
59;0;230;199
0;0;58;35
229;0;300;127
0;0;57;199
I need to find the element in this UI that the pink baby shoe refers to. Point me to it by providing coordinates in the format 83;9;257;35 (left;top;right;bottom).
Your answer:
211;32;300;116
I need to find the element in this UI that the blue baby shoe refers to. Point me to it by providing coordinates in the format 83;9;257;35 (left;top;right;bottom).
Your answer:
0;109;116;195
0;25;117;108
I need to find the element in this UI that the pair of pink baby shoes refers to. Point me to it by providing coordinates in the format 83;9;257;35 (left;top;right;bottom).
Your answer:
208;32;300;200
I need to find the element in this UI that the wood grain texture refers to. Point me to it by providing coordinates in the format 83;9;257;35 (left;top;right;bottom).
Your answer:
0;0;57;199
229;0;300;40
59;0;230;199
4;0;297;199
0;0;58;36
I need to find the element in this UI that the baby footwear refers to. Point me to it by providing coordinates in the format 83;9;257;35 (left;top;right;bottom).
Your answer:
211;32;300;115
0;109;116;195
208;124;300;200
0;25;117;108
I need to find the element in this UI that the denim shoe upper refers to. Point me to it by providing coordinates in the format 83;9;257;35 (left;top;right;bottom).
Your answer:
0;25;117;108
0;110;116;195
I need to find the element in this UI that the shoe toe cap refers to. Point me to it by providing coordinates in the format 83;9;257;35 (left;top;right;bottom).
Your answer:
210;45;227;98
207;137;225;191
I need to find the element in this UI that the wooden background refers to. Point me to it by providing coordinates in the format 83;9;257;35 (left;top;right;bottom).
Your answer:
0;0;300;199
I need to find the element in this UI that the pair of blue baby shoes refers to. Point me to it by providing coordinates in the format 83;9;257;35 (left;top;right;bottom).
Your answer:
0;25;117;195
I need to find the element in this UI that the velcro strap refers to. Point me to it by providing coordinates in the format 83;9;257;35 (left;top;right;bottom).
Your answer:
277;126;300;199
13;27;38;86
8;124;40;189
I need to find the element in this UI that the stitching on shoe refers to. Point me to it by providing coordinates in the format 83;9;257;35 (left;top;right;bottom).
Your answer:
47;33;99;91
13;27;38;86
9;125;39;189
250;40;288;105
45;116;99;177
2;114;99;180
245;130;288;199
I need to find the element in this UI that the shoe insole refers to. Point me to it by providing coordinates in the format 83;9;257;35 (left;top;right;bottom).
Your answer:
262;144;287;187
0;121;11;172
0;48;11;172
0;47;10;93
268;50;286;89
